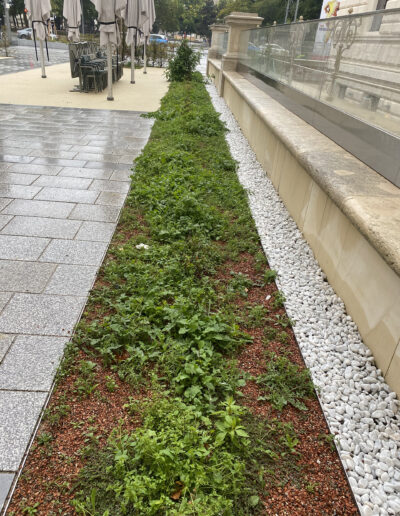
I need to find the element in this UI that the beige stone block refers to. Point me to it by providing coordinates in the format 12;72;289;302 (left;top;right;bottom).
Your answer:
385;339;400;397
270;139;286;188
334;223;400;373
313;199;351;286
262;130;277;174
302;181;328;253
278;155;313;230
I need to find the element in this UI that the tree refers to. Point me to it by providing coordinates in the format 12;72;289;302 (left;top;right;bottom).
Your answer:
153;0;180;33
218;0;322;25
194;0;217;38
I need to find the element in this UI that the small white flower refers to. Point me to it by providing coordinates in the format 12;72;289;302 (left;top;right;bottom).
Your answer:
136;243;149;250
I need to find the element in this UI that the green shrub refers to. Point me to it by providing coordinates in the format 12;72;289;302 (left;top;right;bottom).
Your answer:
165;40;200;82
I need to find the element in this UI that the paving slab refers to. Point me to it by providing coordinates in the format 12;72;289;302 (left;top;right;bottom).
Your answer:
0;235;50;261
89;179;130;193
0;173;39;186
34;187;99;204
8;163;62;176
0;293;86;336
0;336;68;391
32;175;92;190
0;293;12;313
0;184;41;200
69;204;120;222
96;191;127;206
39;239;108;265
0;334;14;363
0;215;13;230
45;264;98;295
0;103;155;513
110;170;133;182
0;199;11;211
75;221;117;242
2;199;75;219
0;391;47;471
1;216;82;239
0;473;14;510
0;261;55;293
58;167;113;180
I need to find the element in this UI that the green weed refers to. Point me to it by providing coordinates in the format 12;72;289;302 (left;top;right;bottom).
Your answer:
257;352;315;411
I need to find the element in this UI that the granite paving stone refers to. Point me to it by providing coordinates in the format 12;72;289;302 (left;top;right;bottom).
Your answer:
84;161;128;171
0;154;34;165
119;154;139;164
0;261;56;293
0;184;42;200
0;103;152;513
75;221;117;242
45;264;98;295
0;334;14;363
0;473;14;510
69;204;120;222
95;191;126;206
0;293;86;336
28;150;78;160
0;215;13;230
32;157;87;168
1;216;82;239
2;199;75;219
32;176;92;190
58;167;112;180
0;198;11;211
0;173;39;186
110;170;133;182
0;163;12;172
0;293;12;313
34;187;99;204
0;235;50;261
8;163;62;176
39;239;108;265
89;179;130;193
0;336;68;391
0;391;48;471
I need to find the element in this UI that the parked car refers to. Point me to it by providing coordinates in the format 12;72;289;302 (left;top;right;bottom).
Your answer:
17;27;58;40
17;27;33;39
149;34;168;44
260;43;289;56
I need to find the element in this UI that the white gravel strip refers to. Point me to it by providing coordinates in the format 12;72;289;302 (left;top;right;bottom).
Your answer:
203;63;400;516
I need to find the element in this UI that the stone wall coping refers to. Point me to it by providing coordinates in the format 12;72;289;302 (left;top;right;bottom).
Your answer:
208;58;400;276
224;12;264;26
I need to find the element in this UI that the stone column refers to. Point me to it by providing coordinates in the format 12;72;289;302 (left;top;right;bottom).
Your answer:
208;24;229;60
222;12;263;73
217;12;263;95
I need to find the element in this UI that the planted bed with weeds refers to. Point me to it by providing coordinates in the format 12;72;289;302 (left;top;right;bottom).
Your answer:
9;56;357;515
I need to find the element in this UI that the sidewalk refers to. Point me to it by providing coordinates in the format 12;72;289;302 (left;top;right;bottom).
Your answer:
0;63;168;512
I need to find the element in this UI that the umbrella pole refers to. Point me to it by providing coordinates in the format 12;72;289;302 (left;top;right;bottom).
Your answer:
39;40;46;78
131;43;135;84
143;36;147;74
107;41;114;101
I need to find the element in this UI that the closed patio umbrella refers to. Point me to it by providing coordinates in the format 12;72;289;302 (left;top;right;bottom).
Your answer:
91;0;125;100
123;0;146;84
63;0;82;43
140;0;155;74
24;0;51;78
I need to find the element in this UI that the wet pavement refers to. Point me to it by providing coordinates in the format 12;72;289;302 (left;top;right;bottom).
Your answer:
0;45;69;76
0;103;153;512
